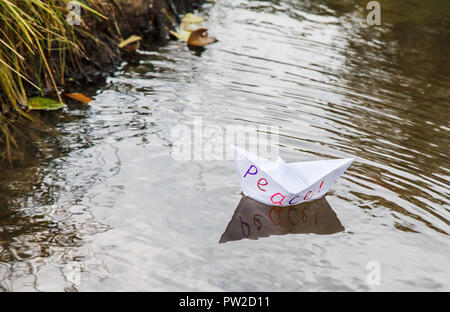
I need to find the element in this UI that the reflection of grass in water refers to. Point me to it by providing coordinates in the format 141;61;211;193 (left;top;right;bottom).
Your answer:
0;0;105;163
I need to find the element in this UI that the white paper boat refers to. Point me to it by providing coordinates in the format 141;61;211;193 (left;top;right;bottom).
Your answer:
232;145;354;206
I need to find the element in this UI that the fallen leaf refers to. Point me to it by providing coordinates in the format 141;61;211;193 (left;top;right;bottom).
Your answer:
118;35;142;53
170;13;206;42
169;29;191;42
118;35;142;48
181;13;205;25
187;28;217;47
27;97;65;111
64;93;93;104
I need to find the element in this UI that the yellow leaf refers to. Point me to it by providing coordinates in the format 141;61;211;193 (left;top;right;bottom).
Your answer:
181;13;205;25
169;29;192;42
118;35;142;48
170;13;212;43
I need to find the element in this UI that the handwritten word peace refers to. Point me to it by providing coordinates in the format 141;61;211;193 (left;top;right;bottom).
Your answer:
244;165;324;205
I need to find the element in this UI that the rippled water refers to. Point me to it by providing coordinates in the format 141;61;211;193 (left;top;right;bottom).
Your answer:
1;0;449;291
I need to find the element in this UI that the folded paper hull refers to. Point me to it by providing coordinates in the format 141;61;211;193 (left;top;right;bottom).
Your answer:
232;146;354;206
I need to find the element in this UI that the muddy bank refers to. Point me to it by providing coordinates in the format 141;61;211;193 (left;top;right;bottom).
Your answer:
0;0;203;163
65;0;204;87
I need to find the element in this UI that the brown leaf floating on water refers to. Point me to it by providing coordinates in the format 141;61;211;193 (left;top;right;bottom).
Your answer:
63;93;93;104
187;28;217;47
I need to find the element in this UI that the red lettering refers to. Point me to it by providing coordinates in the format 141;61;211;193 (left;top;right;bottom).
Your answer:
257;178;268;191
301;207;310;223
269;207;282;226
318;180;324;193
303;191;312;200
270;193;286;205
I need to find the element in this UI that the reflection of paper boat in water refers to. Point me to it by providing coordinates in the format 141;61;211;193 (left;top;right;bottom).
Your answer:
232;145;354;206
220;196;344;243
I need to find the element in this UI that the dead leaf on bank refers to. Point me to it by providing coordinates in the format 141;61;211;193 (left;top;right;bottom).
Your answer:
64;93;93;104
118;35;142;53
169;29;191;42
169;13;207;42
181;13;205;29
118;35;142;48
187;28;217;47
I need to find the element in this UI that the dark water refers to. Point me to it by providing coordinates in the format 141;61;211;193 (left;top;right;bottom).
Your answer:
0;0;449;291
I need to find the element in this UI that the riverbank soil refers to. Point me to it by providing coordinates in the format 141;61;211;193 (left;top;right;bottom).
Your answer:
66;0;204;86
0;0;203;163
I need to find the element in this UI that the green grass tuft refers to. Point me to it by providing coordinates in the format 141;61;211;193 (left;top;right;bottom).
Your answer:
0;0;105;163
